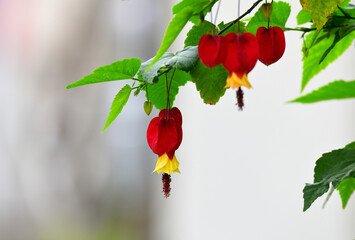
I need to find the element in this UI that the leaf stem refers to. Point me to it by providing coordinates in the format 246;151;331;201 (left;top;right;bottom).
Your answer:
218;0;263;35
131;78;145;82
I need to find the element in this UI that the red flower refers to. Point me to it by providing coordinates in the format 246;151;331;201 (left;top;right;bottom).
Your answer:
198;34;227;68
222;32;259;89
256;26;285;66
147;107;183;174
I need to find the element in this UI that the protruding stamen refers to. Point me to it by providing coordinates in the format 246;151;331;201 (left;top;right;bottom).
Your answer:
236;87;244;111
162;173;171;198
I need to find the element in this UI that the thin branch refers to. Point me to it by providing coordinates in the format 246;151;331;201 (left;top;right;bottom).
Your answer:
218;0;263;35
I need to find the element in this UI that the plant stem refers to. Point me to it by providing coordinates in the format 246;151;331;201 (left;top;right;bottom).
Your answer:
132;78;144;82
145;84;149;101
218;0;263;35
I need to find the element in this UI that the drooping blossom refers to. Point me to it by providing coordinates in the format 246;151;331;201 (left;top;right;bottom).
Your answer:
256;26;286;66
222;32;259;89
198;34;227;68
147;107;183;175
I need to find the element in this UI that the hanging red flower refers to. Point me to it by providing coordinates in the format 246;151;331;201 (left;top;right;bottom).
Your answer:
222;32;259;89
147;107;183;175
256;26;285;66
198;34;227;68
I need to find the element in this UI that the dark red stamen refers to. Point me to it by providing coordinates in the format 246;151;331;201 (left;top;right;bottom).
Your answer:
236;87;244;111
162;173;171;198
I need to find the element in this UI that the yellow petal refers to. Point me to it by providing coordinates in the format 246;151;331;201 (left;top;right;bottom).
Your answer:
153;153;180;175
225;72;252;89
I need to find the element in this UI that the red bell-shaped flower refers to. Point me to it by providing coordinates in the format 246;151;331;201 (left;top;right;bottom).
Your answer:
147;108;183;175
158;107;182;126
256;26;285;66
222;32;259;89
198;34;227;68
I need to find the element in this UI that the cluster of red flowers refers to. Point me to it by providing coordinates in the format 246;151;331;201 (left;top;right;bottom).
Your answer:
198;25;285;90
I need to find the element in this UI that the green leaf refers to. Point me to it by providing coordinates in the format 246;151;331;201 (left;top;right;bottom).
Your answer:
102;85;132;133
190;61;228;105
185;21;217;47
172;0;218;24
66;58;141;89
300;0;345;30
337;178;355;208
319;23;355;64
345;142;355;149
218;21;247;35
303;145;355;211
297;10;312;25
247;1;291;35
146;69;190;110
140;53;175;84
289;80;355;103
140;47;199;84
147;8;193;70
165;46;199;71
301;30;355;91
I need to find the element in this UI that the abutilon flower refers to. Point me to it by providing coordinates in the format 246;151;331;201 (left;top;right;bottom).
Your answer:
256;26;285;66
222;32;259;89
147;107;183;175
198;34;227;68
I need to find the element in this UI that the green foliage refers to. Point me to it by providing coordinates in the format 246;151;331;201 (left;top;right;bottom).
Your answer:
185;21;217;47
296;10;312;25
140;47;199;84
147;8;193;70
303;142;355;211
289;80;355;103
301;29;355;91
146;69;190;110
66;58;141;89
172;0;218;24
337;178;355;208
247;1;291;35
300;0;345;30
102;85;132;132
218;21;247;35
165;46;199;71
190;61;228;104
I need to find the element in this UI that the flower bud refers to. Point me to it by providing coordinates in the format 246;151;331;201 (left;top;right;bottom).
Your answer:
143;101;153;115
261;3;273;20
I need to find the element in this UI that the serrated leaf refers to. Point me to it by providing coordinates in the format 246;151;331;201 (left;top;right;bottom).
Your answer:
66;58;141;89
218;21;247;35
190;61;228;104
165;46;199;71
146;69;190;110
185;21;217;47
300;0;345;30
337;178;355;208
247;1;291;35
140;47;199;84
147;8;193;70
301;30;355;91
289;80;355;103
102;85;132;133
303;145;355;211
297;9;312;25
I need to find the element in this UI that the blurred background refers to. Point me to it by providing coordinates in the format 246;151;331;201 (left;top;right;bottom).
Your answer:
0;0;354;240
